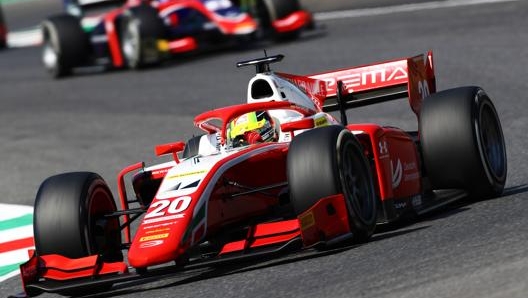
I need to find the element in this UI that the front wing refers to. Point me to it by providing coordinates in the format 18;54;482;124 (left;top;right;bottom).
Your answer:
18;194;351;297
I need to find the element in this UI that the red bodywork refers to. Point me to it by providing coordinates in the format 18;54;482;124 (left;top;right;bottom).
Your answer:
19;52;439;296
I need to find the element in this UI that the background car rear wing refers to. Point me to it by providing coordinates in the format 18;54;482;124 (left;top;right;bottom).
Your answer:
309;51;436;120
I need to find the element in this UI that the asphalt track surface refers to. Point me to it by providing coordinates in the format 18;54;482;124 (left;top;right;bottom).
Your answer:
1;0;528;297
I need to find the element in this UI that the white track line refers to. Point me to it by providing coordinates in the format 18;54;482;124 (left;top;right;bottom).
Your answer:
314;0;520;21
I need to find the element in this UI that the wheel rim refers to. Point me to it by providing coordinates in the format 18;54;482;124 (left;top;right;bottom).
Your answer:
42;42;58;71
478;102;506;181
341;139;375;224
122;20;140;66
86;185;118;255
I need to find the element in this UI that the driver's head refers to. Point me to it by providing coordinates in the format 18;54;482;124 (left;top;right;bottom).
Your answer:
228;111;276;147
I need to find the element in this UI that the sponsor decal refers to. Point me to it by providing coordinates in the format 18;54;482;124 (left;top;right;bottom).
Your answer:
391;159;403;189
278;130;292;143
403;162;420;182
299;212;315;231
151;168;170;176
139;240;164;248
145;228;170;234
316;63;408;94
143;214;185;224
168;170;206;179
411;196;422;207
404;172;420;182
379;140;388;156
142;222;175;230
394;201;407;210
314;116;328;127
404;162;416;171
140;233;169;242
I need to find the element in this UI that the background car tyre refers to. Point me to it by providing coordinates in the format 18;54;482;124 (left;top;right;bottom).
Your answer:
287;125;377;243
41;14;89;78
419;86;507;199
33;172;122;262
120;4;166;69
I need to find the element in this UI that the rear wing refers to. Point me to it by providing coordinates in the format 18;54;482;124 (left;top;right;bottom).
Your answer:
309;51;436;119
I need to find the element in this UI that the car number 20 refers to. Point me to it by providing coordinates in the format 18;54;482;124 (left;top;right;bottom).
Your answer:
145;196;192;219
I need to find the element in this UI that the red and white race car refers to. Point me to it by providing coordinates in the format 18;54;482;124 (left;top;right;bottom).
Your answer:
17;52;506;296
41;0;313;77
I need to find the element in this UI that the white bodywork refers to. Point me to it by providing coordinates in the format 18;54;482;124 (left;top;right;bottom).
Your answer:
246;72;339;141
144;70;339;172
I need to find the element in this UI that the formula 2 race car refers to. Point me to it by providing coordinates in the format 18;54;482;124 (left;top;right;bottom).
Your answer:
16;52;507;297
41;0;313;78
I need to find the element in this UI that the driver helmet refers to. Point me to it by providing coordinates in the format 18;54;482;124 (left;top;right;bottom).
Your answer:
228;111;276;147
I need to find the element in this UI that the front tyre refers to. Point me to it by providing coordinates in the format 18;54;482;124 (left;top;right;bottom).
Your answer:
287;126;377;243
34;172;122;261
420;87;507;199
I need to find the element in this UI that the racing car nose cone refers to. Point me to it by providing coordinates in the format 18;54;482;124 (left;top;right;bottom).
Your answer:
128;236;180;268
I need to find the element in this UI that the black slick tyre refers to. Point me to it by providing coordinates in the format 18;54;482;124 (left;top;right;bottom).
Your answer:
419;86;507;199
120;4;166;69
33;172;122;261
287;125;377;243
41;14;89;78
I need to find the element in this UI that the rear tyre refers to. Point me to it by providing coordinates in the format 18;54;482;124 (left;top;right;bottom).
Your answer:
34;172;122;262
419;86;507;199
41;14;89;78
287;126;377;243
120;4;166;69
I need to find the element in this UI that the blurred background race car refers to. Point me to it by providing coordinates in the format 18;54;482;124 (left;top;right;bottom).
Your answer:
41;0;314;77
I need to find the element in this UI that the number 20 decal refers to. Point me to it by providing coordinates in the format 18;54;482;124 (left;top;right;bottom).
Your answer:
145;196;192;219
